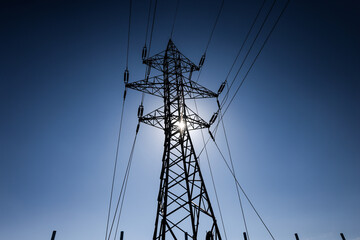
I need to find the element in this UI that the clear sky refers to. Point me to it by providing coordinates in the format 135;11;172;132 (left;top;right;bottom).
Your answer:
1;0;359;240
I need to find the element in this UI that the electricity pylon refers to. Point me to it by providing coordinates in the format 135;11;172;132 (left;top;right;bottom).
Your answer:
126;39;222;240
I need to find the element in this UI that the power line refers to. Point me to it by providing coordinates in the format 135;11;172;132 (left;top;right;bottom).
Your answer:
219;110;250;240
170;0;180;39
194;100;228;240
222;0;291;116
125;0;133;69
203;4;291;237
197;0;270;156
141;0;158;108
223;0;267;84
212;139;276;240
148;0;158;56
104;98;126;240
214;3;272;236
144;0;153;46
221;0;277;108
205;0;225;53
113;129;139;240
107;126;140;240
190;1;227;229
142;0;158;106
108;0;290;239
198;0;290;159
105;0;133;238
196;0;225;83
191;0;227;228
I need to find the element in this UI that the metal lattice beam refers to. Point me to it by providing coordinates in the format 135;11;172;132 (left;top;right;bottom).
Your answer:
127;39;221;240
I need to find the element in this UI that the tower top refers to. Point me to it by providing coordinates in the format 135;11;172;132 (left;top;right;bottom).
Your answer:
143;39;200;73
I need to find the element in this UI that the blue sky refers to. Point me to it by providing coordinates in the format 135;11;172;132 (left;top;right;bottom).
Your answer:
1;0;359;240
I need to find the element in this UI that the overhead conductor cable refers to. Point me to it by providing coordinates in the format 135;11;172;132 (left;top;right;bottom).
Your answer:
104;0;132;239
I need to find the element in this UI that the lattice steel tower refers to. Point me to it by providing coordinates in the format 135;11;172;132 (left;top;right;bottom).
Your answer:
126;39;222;240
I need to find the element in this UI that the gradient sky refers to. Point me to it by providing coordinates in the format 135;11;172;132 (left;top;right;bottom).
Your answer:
1;0;359;240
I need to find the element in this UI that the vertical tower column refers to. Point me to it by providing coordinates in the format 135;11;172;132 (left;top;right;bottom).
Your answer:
127;39;221;240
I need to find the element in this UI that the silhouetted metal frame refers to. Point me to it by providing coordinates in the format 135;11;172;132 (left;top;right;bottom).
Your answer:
127;39;221;240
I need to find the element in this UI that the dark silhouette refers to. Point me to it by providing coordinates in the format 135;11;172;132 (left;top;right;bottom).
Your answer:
127;39;221;240
50;231;56;240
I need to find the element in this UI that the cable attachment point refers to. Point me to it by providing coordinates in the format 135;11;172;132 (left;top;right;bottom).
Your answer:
209;112;218;125
199;53;206;68
145;65;151;80
208;129;215;142
123;89;127;100
137;104;144;118
124;69;129;84
217;81;226;95
216;99;221;109
189;66;194;80
136;122;140;134
142;45;147;60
